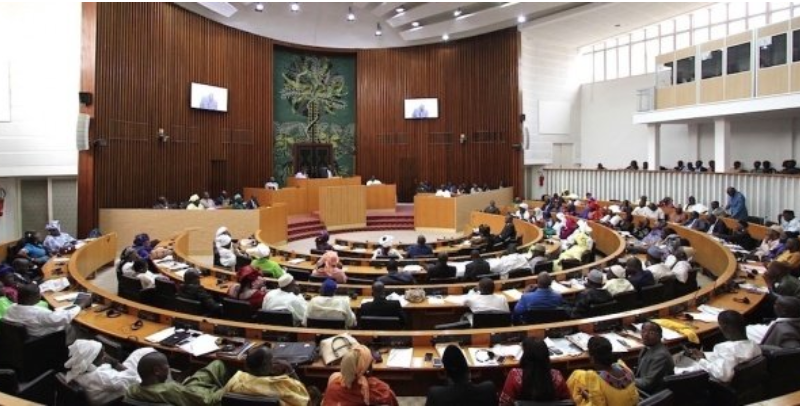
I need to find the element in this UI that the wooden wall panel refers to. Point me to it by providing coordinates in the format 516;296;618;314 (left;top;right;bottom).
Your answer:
356;29;523;202
318;186;367;231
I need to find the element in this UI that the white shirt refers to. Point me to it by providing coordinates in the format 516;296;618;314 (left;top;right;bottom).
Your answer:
685;204;708;215
121;262;136;277
435;190;451;198
635;207;665;220
697;340;761;383
199;198;216;210
463;293;510;313
304;296;356;328
262;289;307;325
217;246;236;269
372;248;403;260
294;172;308;179
671;261;693;283
746;318;795;345
366;179;382;186
4;304;81;337
783;217;800;233
74;347;155;405
265;182;279;190
136;271;159;290
603;278;635;296
513;211;531;221
647;263;673;281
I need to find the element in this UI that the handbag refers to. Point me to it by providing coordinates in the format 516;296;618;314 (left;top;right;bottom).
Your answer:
271;341;318;366
404;288;426;304
319;334;359;365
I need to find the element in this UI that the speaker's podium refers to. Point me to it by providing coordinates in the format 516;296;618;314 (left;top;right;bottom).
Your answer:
318;185;366;231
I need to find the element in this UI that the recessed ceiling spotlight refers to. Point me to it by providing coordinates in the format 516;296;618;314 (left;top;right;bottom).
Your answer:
517;15;526;23
375;23;383;36
290;2;300;12
614;23;621;28
395;6;405;13
347;6;356;22
412;21;420;27
454;8;462;17
255;2;264;12
442;33;450;41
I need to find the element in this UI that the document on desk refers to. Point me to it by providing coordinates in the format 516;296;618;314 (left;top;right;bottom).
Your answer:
52;257;70;264
385;293;409;307
544;337;583;358
550;282;570;295
145;327;176;343
179;334;220;357
427;296;445;305
492;344;523;361
601;332;642;353
444;295;466;305
288;258;306;265
386;348;413;368
39;277;70;294
54;292;79;302
740;283;769;294
631;323;683;341
565;332;593;352
503;289;523;300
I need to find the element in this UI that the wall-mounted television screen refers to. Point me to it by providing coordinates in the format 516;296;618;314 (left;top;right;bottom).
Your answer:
191;82;228;112
404;98;438;119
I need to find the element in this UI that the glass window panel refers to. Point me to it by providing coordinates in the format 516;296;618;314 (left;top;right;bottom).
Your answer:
701;50;723;79
710;23;727;40
631;29;645;42
645;39;660;73
710;3;727;24
676;57;696;84
580;45;593;55
729;19;746;35
728;42;751;74
581;52;594;83
795;5;800;17
772;2;791;10
645;25;660;39
693;8;710;27
794;30;800;62
729;2;746;19
661;20;675;35
676;32;691;49
631;42;646;75
657;62;674;88
749;2;767;14
617;35;630;46
605;39;616;49
618;45;630;78
594;43;605;52
606;47;618;80
759;33;787;68
594;51;605;82
749;15;767;29
771;9;791;22
660;36;675;53
676;14;691;31
694;27;709;43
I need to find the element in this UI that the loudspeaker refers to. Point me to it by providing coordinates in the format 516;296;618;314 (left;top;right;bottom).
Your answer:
79;92;92;106
520;113;526;123
76;113;90;151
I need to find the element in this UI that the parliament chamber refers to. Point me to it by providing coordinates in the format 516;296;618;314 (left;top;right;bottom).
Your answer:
5;1;800;407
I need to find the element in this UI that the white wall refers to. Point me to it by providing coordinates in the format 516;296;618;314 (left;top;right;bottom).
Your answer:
0;2;81;177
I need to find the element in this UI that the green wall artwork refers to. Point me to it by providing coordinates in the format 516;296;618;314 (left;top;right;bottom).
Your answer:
273;48;356;183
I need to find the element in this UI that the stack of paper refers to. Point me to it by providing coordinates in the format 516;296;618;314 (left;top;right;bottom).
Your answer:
565;332;593;351
601;332;643;353
402;265;423;273
740;283;769;294
740;263;766;275
52;257;70;264
492;344;523;361
39;277;70;293
550;282;570;294
503;289;523;300
386;348;413;368
568;279;586;291
544;337;583;358
385;293;409;307
54;292;79;302
444;295;467;305
145;327;176;343
427;296;445;305
179;334;220;356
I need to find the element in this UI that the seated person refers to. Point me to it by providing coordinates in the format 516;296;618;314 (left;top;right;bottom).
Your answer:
11;258;42;284
366;176;382;186
264;176;280;191
631;219;651;240
359;281;405;325
554;222;593;271
178;269;222;316
0;287;47;319
684;211;709;232
463;249;490;281
43;220;76;255
372;236;403;260
634;322;674;394
775;238;800;271
223;346;310;406
685;196;708;214
65;339;155;405
483;200;501;215
314;230;333;252
231;194;247;209
499;337;571;405
132;260;162;290
215;190;230;207
295;168;308;179
633;202;665;221
724;220;759;251
682;310;762;383
747;295;800;350
262;274;307;325
312;251;348;284
766;261;800;299
199;192;217;210
527;245;549;272
602;265;634;296
435;185;452;197
4;283;88;338
304;279;356;328
425;253;457;283
625;258;655;294
227;266;267;309
497;215;517;245
16;231;50;265
405;235;433;258
249;244;284;279
780;209;800;236
376;259;416;286
753;226;783;261
246;195;260;210
706;213;730;237
0;268;18;302
709;200;726;217
571;270;613;318
567;336;638;406
426;345;497;406
670;205;689;225
513;273;564;323
126;351;230;405
153;196;171;209
322;344;398;405
463;278;510;324
513;203;532;221
185;194;205;210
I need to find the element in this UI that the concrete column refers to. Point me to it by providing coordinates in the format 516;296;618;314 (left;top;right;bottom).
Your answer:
714;117;730;172
647;124;661;171
687;123;701;162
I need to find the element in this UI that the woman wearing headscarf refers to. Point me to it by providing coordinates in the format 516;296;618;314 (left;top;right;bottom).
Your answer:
312;251;348;284
249;244;284;278
43;221;76;255
554;220;593;270
567;336;638;406
227;266;267;309
231;194;247;210
186;194;205;210
499;337;571;405
315;231;333;252
322;344;398;406
64;339;155;405
213;227;236;270
15;232;49;265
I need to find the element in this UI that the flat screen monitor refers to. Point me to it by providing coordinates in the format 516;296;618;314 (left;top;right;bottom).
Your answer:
190;82;228;112
404;98;438;119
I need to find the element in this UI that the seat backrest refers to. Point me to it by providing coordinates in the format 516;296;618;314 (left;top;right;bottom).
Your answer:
614;290;639;311
580;249;594;264
640;283;665;306
638;389;674;406
253;310;294;326
476;273;502;281
472;311;512;328
515;399;575;406
222;298;255;321
55;372;88;406
519;308;570;325
306;317;346;329
659;275;678;300
508;267;533;279
359;316;404;331
221;393;280;406
589;299;619;316
731;355;769;404
560;259;582;270
765;347;800;398
434;320;471;330
532;260;553;274
154;277;177;295
174;297;203;315
663;370;710;406
117;274;142;300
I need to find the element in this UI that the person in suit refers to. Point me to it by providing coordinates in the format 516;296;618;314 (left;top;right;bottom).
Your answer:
766;261;800;300
705;214;729;237
376;259;416;286
635;322;674;394
463;249;490;281
748;296;800;350
359;281;405;325
425;253;456;283
425;345;497;406
497;215;517;245
405;235;433;258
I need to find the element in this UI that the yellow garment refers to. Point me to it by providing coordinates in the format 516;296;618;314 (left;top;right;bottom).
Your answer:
223;370;310;406
776;251;800;270
566;362;639;406
554;232;591;270
652;318;700;344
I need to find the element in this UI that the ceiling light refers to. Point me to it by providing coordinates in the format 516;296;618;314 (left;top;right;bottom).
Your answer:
290;2;300;12
255;2;264;12
375;23;382;36
395;6;405;13
442;33;450;41
347;6;356;22
454;8;462;17
517;15;526;23
411;21;420;27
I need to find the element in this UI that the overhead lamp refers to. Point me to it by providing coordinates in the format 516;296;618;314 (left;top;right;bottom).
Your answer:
411;21;420;27
255;2;264;12
347;6;356;22
517;15;526;23
290;2;300;12
454;8;462;17
395;6;405;13
442;33;450;41
375;23;383;36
